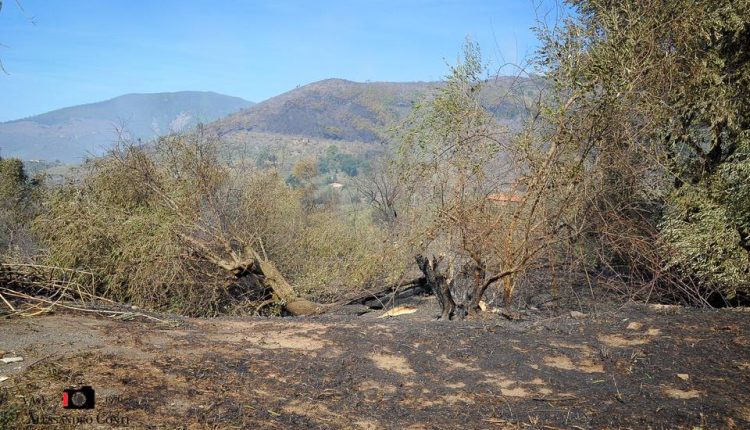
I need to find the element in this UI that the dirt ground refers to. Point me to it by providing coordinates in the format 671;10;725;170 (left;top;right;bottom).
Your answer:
1;297;749;429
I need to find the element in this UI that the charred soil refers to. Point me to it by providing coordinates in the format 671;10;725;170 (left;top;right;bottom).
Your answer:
0;299;749;429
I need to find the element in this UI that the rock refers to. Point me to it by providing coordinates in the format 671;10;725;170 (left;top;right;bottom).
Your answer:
0;376;8;383
0;357;23;364
626;322;643;330
570;311;587;319
677;373;689;381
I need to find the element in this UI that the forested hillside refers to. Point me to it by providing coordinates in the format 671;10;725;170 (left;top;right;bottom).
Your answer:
212;77;540;143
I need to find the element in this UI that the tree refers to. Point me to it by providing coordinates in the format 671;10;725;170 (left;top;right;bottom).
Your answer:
0;157;38;253
0;158;28;204
32;129;401;317
291;157;318;182
537;0;750;303
396;39;589;317
255;147;278;169
318;144;361;177
353;161;400;224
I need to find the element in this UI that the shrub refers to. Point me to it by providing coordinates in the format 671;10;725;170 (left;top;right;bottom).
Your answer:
33;132;401;315
0;158;40;258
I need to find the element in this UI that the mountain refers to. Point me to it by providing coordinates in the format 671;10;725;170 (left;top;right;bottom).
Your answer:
213;77;540;144
0;91;254;162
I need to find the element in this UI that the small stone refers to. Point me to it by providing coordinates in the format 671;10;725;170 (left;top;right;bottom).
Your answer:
570;311;587;319
0;357;23;364
0;376;8;383
627;322;643;330
677;373;689;381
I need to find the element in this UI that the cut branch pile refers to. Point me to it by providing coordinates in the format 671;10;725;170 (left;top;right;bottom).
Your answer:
0;262;132;318
0;263;179;322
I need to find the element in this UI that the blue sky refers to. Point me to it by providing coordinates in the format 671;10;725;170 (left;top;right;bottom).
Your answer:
0;1;561;121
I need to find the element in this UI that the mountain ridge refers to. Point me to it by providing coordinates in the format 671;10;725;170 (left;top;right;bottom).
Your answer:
213;76;539;144
0;77;541;163
0;91;254;162
2;91;252;125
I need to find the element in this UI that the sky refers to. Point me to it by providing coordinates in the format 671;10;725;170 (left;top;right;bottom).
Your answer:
0;0;563;122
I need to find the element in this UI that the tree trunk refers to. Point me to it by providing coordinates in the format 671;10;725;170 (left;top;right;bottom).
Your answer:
416;255;461;320
182;233;325;317
502;275;515;307
465;261;486;316
254;259;323;316
343;277;427;309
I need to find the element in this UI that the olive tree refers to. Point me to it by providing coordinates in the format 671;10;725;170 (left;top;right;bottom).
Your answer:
537;0;750;304
396;40;591;317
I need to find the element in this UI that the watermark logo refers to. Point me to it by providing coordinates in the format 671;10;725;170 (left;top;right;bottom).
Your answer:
22;386;133;427
62;386;95;409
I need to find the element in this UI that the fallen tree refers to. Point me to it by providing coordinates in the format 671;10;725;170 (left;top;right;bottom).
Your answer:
32;129;417;317
177;234;324;316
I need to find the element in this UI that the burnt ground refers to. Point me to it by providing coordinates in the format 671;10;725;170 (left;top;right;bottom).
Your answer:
0;297;749;429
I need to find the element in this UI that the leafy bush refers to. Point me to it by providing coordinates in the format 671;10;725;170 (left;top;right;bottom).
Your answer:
0;157;40;258
661;151;750;300
537;0;750;304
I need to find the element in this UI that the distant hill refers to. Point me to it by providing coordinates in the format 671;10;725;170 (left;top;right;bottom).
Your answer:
0;91;254;162
213;77;541;144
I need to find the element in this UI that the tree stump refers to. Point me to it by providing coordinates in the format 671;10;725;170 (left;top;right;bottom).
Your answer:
415;255;464;320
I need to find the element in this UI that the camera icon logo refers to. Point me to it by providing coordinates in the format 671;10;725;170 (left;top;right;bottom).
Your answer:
62;386;95;409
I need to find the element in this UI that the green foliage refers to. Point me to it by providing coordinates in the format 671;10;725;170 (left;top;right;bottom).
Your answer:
398;38;499;195
661;185;750;297
0;403;20;430
0;157;39;254
539;0;750;302
396;37;555;307
282;212;406;300
255;147;278;169
662;135;750;297
285;173;303;188
33;143;221;314
317;144;363;177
